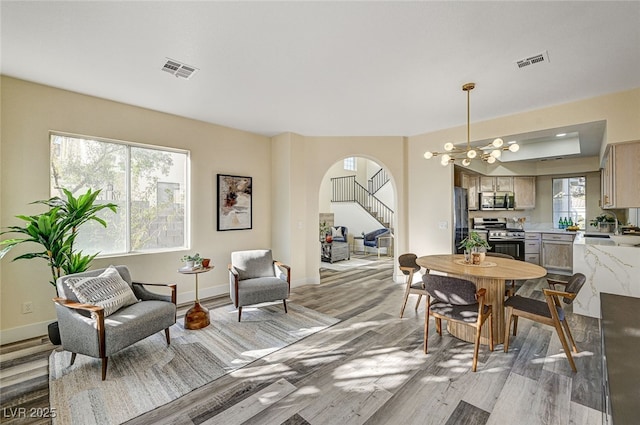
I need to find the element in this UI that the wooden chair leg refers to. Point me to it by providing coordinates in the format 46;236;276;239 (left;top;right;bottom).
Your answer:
552;320;578;372
472;323;482;372
70;352;77;366
414;294;422;311
238;306;242;322
400;284;411;318
165;328;171;345
561;318;578;353
283;299;288;314
513;316;518;336
504;307;514;353
423;297;430;354
101;357;108;381
436;318;442;336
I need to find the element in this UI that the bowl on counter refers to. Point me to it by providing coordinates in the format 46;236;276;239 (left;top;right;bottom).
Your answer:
609;234;640;246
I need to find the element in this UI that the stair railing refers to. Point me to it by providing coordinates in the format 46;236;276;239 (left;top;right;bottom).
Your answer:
368;168;389;195
331;176;394;228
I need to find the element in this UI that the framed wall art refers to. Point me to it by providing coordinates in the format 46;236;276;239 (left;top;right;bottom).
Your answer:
217;174;252;231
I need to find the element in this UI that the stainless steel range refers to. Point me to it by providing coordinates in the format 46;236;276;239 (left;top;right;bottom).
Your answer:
473;218;525;260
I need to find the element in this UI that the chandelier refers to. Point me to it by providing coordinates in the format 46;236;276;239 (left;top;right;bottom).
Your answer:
423;83;519;166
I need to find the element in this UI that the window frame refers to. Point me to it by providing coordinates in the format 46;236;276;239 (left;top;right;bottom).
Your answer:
551;175;586;229
50;131;191;257
343;157;357;171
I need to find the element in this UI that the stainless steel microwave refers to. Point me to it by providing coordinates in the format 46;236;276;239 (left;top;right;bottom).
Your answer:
480;192;515;210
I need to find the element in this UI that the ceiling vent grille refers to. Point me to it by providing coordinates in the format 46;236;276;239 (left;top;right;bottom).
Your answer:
516;51;550;69
161;58;198;79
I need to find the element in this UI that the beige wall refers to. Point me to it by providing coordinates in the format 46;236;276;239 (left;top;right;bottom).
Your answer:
272;135;406;286
0;77;273;343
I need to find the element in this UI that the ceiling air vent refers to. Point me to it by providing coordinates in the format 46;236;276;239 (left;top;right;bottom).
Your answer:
161;58;198;80
515;51;550;69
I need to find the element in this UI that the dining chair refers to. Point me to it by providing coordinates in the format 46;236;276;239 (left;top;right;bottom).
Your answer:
422;274;494;372
398;253;426;318
503;272;586;372
484;252;517;297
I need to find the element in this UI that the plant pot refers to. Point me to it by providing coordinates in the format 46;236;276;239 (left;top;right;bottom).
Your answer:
201;258;210;268
48;321;61;345
599;223;614;233
471;252;483;265
185;260;195;268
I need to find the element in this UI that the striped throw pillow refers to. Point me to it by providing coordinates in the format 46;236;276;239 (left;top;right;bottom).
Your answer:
65;266;139;317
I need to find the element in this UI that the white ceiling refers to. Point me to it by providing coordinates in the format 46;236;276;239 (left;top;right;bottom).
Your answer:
1;1;639;148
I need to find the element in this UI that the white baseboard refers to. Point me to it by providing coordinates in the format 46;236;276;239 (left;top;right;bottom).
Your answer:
0;320;51;345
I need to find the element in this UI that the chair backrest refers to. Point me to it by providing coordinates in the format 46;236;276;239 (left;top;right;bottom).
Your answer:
422;274;478;305
364;228;388;241
485;252;514;259
231;249;275;281
398;253;420;275
562;272;586;304
56;265;133;302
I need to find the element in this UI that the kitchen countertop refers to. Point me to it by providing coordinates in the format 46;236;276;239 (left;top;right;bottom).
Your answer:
524;228;579;234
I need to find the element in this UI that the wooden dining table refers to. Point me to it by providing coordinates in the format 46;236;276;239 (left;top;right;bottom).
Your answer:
416;254;547;346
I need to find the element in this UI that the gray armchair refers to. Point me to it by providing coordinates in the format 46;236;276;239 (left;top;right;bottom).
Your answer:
228;249;290;322
53;265;176;380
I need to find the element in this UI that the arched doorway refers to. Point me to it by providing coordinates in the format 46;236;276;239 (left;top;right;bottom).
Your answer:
318;156;397;268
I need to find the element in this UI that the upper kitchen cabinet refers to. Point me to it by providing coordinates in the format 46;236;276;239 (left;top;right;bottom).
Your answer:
513;176;536;209
480;176;513;192
601;141;640;208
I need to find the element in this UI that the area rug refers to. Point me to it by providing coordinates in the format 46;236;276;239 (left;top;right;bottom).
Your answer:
49;302;339;425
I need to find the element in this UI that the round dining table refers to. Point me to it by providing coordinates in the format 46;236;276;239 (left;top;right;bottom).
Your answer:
416;254;547;346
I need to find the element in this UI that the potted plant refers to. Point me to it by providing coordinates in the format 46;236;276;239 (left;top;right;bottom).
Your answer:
458;231;491;263
589;213;616;233
319;221;330;242
181;253;202;269
0;188;117;344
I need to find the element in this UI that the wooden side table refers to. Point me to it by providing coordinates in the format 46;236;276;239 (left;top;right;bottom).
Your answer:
178;266;214;330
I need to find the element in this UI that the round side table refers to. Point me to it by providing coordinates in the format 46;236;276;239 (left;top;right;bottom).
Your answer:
178;266;214;330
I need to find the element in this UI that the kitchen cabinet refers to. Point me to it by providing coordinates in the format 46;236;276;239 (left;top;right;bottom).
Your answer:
480;176;513;192
601;141;640;208
461;173;479;210
513;176;536;209
524;232;541;265
541;233;574;274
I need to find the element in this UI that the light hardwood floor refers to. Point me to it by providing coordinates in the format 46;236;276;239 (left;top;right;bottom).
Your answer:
0;255;603;425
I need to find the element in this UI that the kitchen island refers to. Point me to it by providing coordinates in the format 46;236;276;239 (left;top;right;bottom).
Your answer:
573;232;640;318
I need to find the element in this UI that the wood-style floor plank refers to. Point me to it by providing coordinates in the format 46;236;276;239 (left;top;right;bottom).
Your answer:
0;255;604;425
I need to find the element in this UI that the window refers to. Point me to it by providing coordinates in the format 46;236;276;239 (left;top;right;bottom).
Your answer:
552;176;586;229
343;157;356;171
50;133;189;256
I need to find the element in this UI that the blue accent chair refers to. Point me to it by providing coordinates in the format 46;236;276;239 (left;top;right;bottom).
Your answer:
363;228;391;256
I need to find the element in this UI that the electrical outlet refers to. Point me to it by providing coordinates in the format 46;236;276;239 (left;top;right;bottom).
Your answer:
22;302;33;314
438;221;448;230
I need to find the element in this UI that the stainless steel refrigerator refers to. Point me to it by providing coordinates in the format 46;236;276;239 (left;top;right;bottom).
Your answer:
453;187;469;254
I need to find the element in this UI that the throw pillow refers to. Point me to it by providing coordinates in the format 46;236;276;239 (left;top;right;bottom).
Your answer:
331;226;343;238
65;266;139;317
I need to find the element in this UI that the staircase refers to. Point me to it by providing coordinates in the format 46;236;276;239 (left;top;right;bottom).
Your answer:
331;175;394;229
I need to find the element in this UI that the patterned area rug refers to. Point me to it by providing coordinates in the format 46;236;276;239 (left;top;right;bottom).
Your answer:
49;303;339;425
